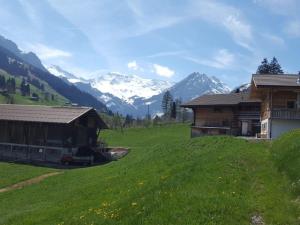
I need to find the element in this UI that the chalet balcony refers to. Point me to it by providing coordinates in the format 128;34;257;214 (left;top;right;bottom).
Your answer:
271;109;300;120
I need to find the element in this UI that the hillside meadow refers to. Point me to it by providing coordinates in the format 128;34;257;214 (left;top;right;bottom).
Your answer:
0;124;300;225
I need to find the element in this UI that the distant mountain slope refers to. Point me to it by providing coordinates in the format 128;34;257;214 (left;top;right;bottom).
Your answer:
0;45;107;111
0;35;46;71
46;65;86;83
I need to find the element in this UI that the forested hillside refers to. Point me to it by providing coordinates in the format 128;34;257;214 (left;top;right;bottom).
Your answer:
0;45;107;111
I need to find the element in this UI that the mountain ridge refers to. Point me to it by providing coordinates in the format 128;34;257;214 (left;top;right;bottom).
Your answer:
47;65;231;117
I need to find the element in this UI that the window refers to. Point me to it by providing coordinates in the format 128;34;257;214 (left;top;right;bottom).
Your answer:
287;100;296;109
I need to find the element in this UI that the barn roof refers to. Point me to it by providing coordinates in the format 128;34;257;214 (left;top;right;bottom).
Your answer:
181;92;260;108
252;74;300;88
0;104;107;128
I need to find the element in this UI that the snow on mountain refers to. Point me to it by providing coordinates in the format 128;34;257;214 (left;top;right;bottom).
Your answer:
90;72;173;104
132;72;231;117
46;65;88;83
169;72;231;101
45;65;231;117
231;83;251;93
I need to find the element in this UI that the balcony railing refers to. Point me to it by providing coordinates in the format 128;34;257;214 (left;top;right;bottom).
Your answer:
271;109;300;120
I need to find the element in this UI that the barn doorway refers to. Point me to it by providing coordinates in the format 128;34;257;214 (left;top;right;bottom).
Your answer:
242;121;248;136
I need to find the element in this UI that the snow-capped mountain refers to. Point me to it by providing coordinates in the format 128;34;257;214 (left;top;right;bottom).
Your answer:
131;72;231;116
90;72;174;104
231;83;251;93
168;72;231;100
46;65;87;83
46;65;231;117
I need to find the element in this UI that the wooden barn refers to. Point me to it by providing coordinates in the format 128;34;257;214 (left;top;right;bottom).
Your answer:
181;92;261;137
0;104;108;164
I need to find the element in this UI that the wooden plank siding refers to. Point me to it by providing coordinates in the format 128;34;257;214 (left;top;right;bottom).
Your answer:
194;107;234;127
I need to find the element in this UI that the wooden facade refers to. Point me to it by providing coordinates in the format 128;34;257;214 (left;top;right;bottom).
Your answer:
182;93;261;137
251;74;300;138
0;105;107;164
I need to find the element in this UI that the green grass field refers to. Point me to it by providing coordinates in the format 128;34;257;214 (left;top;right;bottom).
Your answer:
0;124;299;225
0;163;57;189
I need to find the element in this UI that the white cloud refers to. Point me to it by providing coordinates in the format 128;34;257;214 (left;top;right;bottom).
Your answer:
146;50;185;58
285;20;300;37
25;43;72;60
185;49;235;69
153;64;175;78
127;60;139;70
188;1;253;50
261;33;285;46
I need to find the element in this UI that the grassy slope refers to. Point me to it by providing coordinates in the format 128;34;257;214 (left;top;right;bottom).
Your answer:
0;125;299;225
0;163;57;189
0;69;67;105
271;129;300;195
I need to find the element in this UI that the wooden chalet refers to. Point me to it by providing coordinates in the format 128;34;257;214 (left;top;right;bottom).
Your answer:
0;104;108;163
250;74;300;138
181;92;261;137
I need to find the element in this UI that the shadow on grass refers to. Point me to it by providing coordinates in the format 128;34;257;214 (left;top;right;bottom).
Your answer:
0;158;112;169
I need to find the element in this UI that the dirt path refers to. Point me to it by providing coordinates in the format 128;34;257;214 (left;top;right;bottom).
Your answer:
0;172;62;193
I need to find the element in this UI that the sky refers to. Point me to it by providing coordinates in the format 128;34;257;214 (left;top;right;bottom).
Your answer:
0;0;299;88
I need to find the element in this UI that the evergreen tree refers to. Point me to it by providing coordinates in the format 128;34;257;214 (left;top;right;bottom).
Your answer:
7;78;16;94
269;57;283;74
171;101;177;119
256;58;270;74
124;114;134;127
161;90;173;118
20;78;26;96
153;115;161;125
0;75;5;89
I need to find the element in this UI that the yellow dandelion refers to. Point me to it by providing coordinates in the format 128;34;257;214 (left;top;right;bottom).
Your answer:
131;202;138;206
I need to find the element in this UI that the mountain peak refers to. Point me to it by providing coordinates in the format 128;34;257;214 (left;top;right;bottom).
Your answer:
91;72;173;103
0;35;46;71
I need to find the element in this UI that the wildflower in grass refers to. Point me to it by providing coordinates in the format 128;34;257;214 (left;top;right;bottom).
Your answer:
160;175;168;180
102;202;109;207
131;202;138;206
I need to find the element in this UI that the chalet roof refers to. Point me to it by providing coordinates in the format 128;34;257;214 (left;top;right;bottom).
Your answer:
181;92;260;108
252;74;300;87
0;104;107;128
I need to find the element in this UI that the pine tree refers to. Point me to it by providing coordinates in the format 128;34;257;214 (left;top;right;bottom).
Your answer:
0;75;5;89
124;114;133;127
256;58;270;74
171;101;177;119
20;78;26;96
161;90;173;119
269;57;283;74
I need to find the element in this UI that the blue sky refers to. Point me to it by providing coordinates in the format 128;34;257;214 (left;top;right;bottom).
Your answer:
0;0;299;88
